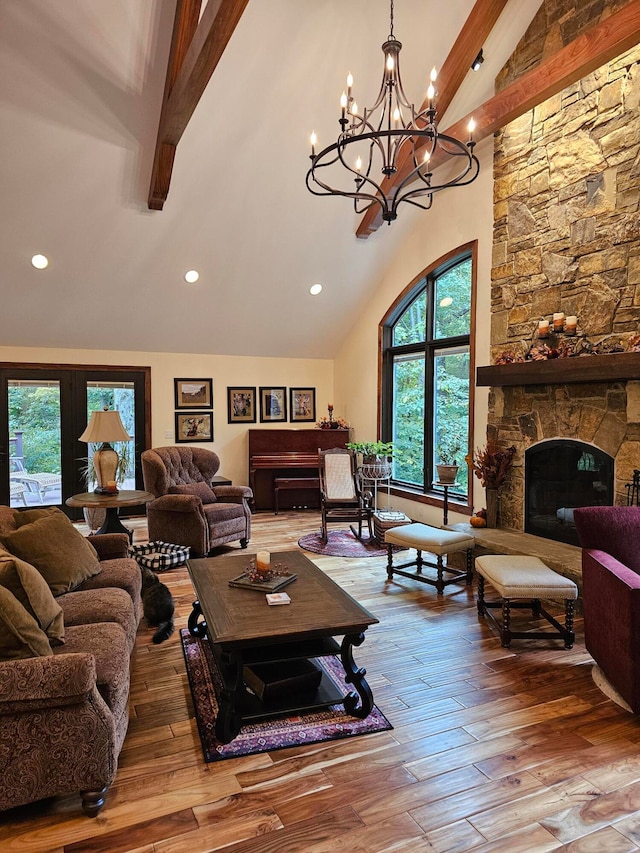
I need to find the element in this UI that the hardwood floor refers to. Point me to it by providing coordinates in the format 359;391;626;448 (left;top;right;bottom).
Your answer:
2;512;640;852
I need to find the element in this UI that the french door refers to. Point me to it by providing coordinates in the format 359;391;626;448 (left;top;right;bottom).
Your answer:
0;364;150;517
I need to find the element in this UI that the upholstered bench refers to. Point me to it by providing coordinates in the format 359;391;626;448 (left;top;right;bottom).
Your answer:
475;555;578;649
384;523;475;594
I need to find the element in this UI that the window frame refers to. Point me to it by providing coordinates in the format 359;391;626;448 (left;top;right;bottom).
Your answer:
379;241;477;512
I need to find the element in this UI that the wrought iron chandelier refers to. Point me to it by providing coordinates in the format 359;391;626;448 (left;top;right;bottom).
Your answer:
306;0;480;224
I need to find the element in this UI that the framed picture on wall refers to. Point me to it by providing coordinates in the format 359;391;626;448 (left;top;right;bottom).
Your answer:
174;378;213;409
259;386;287;422
227;386;257;423
175;411;213;443
289;387;316;422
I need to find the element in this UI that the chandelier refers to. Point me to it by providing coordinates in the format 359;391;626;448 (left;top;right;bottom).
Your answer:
306;0;480;225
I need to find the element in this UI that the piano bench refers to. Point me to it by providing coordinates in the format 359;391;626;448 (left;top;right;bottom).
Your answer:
274;477;320;514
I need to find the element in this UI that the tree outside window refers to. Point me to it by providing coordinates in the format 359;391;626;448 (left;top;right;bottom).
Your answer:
382;251;473;499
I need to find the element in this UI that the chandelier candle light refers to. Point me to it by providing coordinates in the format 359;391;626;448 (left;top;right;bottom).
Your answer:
79;408;132;494
306;0;479;224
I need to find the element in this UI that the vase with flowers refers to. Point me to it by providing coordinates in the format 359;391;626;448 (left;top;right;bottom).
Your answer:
466;440;516;528
317;404;349;430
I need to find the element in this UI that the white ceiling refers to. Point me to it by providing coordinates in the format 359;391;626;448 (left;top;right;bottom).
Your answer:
0;0;541;359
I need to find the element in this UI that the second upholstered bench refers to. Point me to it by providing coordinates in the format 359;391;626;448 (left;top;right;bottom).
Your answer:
475;555;578;649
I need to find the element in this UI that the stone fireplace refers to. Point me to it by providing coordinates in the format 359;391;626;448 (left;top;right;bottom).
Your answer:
477;356;640;536
482;0;640;539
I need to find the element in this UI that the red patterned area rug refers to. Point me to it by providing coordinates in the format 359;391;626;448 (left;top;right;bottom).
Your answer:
298;529;403;557
181;629;393;762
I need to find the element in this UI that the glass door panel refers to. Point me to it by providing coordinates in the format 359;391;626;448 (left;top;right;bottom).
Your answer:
85;381;136;491
0;365;149;514
8;379;62;508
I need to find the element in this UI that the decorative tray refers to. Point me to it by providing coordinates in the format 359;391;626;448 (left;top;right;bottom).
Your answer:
228;561;297;592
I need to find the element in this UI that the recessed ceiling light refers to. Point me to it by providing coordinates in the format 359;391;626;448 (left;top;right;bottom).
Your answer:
184;270;200;283
439;296;453;307
310;283;323;295
31;254;49;269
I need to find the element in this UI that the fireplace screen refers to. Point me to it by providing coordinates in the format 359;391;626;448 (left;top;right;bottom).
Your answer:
525;440;613;545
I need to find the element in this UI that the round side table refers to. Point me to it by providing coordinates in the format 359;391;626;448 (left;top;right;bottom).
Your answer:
66;490;154;540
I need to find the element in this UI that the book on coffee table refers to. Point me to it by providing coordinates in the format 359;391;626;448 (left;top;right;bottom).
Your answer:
228;572;297;593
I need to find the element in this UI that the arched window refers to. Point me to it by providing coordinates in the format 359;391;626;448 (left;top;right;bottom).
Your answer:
381;243;476;503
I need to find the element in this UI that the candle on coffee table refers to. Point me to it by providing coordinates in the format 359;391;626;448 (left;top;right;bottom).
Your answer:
256;551;271;574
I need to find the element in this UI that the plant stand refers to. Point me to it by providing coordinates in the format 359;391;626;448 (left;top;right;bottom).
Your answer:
358;460;392;513
435;481;460;526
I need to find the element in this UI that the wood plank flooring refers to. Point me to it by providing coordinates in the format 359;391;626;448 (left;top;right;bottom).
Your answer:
2;512;640;852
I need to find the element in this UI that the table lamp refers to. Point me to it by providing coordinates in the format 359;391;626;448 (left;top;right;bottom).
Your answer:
79;409;132;494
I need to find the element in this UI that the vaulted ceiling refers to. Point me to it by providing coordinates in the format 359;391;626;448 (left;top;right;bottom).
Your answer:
1;1;638;359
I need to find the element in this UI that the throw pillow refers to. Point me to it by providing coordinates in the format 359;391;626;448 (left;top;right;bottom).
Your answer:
169;482;217;504
0;554;64;645
0;586;53;660
2;511;101;596
14;506;60;528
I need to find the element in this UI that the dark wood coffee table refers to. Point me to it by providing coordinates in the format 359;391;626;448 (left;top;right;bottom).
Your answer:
187;550;379;743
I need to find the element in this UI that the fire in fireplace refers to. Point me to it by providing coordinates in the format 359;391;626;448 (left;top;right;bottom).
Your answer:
525;439;614;545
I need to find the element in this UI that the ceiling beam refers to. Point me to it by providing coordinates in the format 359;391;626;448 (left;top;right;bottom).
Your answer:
356;0;640;238
148;0;249;210
354;0;509;239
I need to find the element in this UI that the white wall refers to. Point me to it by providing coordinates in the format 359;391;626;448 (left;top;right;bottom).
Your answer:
0;345;334;487
333;136;494;526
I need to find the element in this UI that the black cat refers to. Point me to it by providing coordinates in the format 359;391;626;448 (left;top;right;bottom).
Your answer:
140;567;175;644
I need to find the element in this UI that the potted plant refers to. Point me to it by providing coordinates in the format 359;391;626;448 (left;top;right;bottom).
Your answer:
347;440;394;480
435;431;466;484
466;440;517;528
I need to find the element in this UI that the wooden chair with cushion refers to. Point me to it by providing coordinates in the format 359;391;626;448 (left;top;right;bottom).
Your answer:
318;448;373;542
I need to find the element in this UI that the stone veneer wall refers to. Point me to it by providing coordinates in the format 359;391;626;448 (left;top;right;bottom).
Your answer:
488;0;640;530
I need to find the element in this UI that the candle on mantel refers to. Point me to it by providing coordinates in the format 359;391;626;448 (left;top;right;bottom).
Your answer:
565;315;577;335
538;319;550;338
553;312;565;331
256;551;271;574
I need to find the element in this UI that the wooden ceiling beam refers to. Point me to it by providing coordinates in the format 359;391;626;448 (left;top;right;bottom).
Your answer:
148;0;249;210
355;0;509;238
356;0;640;238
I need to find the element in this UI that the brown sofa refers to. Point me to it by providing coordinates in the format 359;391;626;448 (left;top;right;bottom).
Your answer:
0;506;141;817
142;446;252;555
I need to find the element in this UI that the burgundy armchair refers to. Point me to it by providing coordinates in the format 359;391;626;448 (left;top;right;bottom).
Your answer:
573;506;640;713
141;447;252;556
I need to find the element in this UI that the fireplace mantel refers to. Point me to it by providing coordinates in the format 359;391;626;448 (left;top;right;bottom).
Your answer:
476;351;640;387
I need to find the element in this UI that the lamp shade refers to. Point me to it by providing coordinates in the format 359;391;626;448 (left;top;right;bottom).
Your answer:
79;410;132;444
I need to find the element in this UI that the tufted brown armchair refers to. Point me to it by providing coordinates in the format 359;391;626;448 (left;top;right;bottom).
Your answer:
141;446;252;556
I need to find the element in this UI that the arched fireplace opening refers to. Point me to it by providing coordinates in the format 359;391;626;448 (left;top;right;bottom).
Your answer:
525;440;614;545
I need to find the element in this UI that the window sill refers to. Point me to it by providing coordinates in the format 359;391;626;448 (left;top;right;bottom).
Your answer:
389;485;472;516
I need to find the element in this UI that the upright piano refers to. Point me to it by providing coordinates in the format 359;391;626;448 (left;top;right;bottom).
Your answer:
249;428;350;510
